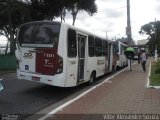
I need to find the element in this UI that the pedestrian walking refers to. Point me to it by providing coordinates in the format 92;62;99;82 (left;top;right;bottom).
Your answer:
138;48;141;64
141;50;147;72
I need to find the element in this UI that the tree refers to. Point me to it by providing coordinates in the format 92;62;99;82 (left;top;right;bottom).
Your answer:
28;0;70;20
0;0;98;54
66;0;97;26
28;0;97;25
0;0;68;54
0;0;66;54
0;0;30;54
139;21;160;55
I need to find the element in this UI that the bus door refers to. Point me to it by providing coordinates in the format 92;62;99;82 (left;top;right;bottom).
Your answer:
77;34;86;82
103;41;109;73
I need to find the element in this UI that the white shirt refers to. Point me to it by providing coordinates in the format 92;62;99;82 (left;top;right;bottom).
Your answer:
141;53;147;61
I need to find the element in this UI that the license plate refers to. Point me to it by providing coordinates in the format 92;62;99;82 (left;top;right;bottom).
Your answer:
32;76;40;81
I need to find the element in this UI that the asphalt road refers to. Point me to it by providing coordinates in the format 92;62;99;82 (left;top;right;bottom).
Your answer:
0;67;126;120
0;72;109;119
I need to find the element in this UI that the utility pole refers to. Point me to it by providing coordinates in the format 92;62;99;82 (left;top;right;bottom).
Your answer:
126;0;132;70
126;0;132;45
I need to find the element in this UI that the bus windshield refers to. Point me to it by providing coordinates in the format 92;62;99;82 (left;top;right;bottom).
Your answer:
18;22;61;47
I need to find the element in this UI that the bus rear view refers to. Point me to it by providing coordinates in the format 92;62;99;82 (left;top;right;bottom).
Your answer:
16;21;115;87
16;21;66;87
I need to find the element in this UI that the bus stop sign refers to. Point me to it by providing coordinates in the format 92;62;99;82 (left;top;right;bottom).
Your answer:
125;47;135;59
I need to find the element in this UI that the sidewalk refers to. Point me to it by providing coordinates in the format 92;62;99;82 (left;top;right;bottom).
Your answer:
46;60;160;120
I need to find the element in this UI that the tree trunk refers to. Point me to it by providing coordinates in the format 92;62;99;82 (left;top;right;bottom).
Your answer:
9;36;16;55
72;14;76;26
60;9;63;23
7;0;16;55
5;41;9;55
72;11;78;26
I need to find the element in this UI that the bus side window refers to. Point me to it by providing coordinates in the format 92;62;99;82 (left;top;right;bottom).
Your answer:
67;29;77;58
95;37;103;57
103;40;108;56
88;35;95;57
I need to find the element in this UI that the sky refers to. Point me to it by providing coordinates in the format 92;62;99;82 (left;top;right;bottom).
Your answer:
0;0;160;45
0;36;7;46
55;0;160;43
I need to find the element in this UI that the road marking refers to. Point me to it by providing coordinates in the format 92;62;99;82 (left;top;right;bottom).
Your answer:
39;63;136;120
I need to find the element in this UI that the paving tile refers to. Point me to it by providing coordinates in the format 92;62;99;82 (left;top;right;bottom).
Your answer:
47;59;160;120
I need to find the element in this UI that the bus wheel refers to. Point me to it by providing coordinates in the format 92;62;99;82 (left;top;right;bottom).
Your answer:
88;72;96;85
116;66;120;70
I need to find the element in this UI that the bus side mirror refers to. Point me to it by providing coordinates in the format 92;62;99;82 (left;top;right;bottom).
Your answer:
125;47;135;59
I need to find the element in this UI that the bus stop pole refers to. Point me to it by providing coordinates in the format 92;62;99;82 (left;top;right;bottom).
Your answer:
128;59;131;71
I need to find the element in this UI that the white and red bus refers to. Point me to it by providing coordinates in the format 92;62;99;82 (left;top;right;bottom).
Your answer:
15;21;116;87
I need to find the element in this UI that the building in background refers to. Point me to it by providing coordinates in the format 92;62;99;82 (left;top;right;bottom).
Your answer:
116;37;135;45
137;39;149;46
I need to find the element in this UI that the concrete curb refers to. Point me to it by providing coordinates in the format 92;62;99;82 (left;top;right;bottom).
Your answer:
0;71;16;75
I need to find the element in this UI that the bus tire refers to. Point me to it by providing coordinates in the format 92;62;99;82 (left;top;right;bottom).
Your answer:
116;66;120;70
88;72;96;85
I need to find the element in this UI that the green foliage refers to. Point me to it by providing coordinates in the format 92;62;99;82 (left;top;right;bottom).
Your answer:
150;62;160;86
0;0;97;54
0;0;31;54
67;0;97;25
140;21;160;55
150;74;160;86
155;61;160;74
27;0;97;24
28;0;65;20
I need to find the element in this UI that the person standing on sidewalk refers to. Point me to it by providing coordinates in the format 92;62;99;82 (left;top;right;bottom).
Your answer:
138;48;141;64
141;50;147;72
